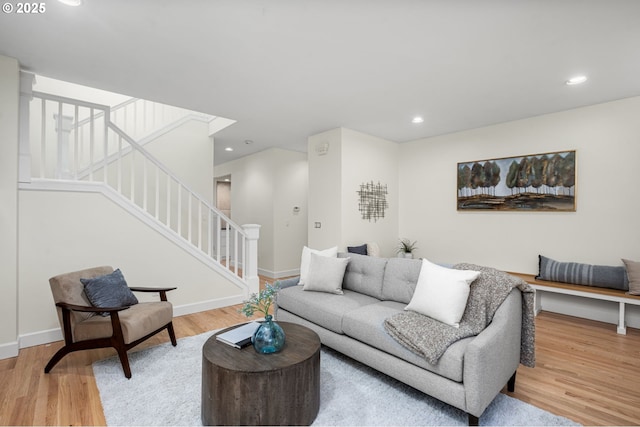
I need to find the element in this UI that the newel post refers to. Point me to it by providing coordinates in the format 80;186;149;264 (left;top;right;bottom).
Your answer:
54;114;75;179
242;224;261;295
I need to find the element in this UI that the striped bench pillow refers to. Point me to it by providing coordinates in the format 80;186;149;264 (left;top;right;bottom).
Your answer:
536;255;629;291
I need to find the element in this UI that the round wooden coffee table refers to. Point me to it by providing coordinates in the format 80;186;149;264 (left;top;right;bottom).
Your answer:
201;321;321;426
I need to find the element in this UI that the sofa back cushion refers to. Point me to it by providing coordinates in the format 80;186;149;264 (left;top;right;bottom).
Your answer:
338;252;387;300
381;257;422;303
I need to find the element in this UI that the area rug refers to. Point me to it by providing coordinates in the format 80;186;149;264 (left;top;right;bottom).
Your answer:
93;331;579;426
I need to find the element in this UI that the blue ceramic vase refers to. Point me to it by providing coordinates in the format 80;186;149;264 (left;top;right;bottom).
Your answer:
252;315;285;354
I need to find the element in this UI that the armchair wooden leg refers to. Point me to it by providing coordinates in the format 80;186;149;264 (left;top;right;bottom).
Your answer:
45;338;113;374
44;346;72;373
167;322;177;347
114;345;132;379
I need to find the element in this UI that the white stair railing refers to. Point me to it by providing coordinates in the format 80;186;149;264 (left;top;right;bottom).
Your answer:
75;97;211;144
25;90;257;292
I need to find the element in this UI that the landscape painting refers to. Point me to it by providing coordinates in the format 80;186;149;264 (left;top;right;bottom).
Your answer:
457;150;576;211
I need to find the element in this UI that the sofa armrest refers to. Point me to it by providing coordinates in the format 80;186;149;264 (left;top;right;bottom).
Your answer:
463;290;522;417
274;276;300;289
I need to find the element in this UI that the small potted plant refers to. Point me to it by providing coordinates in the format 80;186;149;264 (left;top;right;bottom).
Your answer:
240;282;285;353
396;238;417;259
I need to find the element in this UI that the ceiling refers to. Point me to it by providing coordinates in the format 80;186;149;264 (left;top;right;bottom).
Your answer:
1;0;639;165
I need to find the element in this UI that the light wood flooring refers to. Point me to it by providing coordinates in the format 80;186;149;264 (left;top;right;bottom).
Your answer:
1;306;639;425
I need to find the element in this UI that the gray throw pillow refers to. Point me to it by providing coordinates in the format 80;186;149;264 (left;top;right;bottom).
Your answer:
536;255;629;291
622;259;640;295
81;268;139;316
347;244;368;256
303;253;350;294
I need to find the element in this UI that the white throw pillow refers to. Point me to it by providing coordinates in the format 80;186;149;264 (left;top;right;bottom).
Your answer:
405;259;480;328
299;245;338;285
303;253;349;294
367;242;381;257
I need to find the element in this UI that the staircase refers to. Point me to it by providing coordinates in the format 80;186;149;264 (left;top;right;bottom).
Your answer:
17;75;259;295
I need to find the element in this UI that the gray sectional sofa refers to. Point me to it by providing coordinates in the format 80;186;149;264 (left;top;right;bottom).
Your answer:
275;253;525;425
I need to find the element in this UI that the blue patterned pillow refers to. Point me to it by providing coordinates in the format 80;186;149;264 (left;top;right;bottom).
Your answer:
81;269;138;316
536;255;629;291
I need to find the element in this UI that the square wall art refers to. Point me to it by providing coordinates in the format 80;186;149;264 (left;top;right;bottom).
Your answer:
357;181;388;221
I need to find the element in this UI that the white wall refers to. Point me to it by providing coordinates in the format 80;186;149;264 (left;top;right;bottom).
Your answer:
341;128;399;257
308;128;399;257
399;96;640;327
308;129;343;250
146;119;214;203
215;147;308;277
18;190;244;344
272;150;309;276
0;55;19;358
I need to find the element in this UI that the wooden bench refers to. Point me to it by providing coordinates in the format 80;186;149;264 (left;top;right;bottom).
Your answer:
508;272;640;335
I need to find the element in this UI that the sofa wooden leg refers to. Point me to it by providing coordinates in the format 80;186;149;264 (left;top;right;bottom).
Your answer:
468;413;479;426
508;371;517;392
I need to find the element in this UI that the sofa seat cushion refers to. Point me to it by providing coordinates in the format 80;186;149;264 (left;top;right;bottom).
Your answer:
341;300;471;382
73;301;173;344
276;286;380;334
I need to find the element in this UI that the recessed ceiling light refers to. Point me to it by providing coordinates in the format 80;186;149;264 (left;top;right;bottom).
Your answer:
224;147;233;152
244;139;254;145
565;75;588;85
58;0;83;6
412;116;424;124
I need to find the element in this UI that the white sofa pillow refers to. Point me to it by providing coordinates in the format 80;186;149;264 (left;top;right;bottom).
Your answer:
299;245;338;285
367;242;381;257
405;259;480;327
303;253;350;294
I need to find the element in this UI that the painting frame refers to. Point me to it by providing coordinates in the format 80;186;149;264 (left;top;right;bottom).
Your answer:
457;150;576;212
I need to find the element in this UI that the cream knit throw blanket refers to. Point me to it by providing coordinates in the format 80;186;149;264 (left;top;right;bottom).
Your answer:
384;263;536;367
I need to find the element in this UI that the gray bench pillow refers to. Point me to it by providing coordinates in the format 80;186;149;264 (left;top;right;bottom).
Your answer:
536;255;629;291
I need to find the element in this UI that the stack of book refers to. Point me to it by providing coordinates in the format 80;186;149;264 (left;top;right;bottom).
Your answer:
216;321;260;349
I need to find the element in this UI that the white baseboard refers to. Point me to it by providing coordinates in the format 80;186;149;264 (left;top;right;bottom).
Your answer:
173;295;245;317
0;341;19;360
19;328;63;349
258;268;300;280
